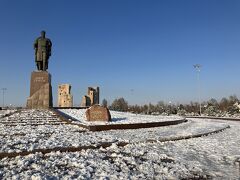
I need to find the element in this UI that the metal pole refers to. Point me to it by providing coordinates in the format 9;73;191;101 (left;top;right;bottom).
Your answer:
193;65;201;116
1;88;7;108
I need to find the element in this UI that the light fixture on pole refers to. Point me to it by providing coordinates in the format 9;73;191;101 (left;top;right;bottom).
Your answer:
193;64;202;116
1;88;7;108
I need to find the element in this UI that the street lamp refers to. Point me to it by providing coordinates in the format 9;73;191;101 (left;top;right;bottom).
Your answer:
169;101;172;115
193;64;202;116
1;88;7;108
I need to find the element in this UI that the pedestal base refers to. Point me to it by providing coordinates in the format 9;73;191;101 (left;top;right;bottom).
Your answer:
26;71;53;109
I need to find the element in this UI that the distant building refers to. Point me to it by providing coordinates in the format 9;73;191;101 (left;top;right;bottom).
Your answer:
58;84;73;107
81;87;99;107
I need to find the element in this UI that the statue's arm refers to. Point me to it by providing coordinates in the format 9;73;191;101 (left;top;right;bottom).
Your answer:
34;39;38;54
48;40;52;56
34;39;38;49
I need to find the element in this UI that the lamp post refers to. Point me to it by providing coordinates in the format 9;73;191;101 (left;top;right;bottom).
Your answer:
193;64;201;116
1;88;7;108
169;101;172;115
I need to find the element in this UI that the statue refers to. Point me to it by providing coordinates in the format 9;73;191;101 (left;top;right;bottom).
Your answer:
34;31;52;71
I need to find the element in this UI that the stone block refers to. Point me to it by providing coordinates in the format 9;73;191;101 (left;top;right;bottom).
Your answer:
85;105;111;122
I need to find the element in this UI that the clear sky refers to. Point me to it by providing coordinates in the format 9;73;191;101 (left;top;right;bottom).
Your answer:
0;0;240;106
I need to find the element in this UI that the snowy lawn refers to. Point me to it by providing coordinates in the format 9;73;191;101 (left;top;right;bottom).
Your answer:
0;110;239;179
0;119;239;179
0;110;229;154
58;109;184;125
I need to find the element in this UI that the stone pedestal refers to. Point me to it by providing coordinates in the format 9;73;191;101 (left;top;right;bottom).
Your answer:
85;105;111;122
26;71;53;109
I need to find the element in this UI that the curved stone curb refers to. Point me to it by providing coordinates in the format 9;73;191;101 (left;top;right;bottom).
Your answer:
144;124;230;143
0;110;20;119
87;119;187;131
52;108;187;131
186;116;240;121
0;143;112;160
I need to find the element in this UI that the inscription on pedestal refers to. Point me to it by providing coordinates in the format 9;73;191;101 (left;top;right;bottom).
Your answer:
34;77;47;83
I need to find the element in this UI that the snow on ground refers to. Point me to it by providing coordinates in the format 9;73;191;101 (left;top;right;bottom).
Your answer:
0;110;228;153
0;119;239;179
59;109;184;125
0;110;239;179
0;110;16;118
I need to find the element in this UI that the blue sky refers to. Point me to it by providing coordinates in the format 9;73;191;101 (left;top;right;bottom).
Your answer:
0;0;240;106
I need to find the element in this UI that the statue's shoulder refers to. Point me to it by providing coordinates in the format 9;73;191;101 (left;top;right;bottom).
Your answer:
46;38;52;42
35;37;41;42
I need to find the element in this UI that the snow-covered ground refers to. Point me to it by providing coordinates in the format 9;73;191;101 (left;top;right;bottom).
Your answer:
0;110;239;179
0;110;16;118
0;110;229;153
58;109;184;125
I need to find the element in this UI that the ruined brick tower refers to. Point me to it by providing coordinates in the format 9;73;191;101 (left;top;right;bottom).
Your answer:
81;87;100;107
88;87;100;105
58;84;73;107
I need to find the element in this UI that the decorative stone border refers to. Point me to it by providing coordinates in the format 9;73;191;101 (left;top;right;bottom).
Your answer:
186;116;240;121
0;110;20;119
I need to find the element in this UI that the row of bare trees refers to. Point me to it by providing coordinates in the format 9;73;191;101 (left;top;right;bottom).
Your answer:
102;95;240;115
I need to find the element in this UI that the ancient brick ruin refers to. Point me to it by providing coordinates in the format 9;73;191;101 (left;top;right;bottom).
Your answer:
81;87;99;107
58;84;73;107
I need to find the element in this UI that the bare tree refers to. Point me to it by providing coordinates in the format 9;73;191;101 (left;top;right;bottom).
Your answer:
102;99;108;108
110;97;128;112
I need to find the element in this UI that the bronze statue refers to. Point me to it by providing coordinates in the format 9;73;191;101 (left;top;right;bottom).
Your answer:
34;31;52;71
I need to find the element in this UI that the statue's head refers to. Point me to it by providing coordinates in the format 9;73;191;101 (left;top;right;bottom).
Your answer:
41;31;46;38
